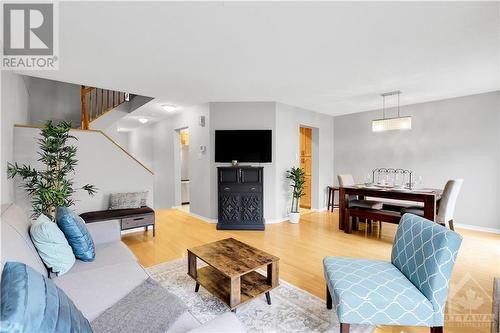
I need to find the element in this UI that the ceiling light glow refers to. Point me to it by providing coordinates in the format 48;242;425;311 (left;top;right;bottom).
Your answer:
138;118;148;124
162;104;177;113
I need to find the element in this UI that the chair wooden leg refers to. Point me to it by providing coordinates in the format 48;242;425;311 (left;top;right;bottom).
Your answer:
326;285;332;309
430;327;443;333
448;219;455;231
340;323;350;333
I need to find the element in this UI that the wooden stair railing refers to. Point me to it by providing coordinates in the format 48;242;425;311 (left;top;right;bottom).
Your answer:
81;86;128;130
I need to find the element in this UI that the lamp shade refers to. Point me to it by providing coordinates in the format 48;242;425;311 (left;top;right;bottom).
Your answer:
372;116;412;132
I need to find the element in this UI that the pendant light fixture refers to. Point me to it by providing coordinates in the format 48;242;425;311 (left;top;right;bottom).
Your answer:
372;90;412;132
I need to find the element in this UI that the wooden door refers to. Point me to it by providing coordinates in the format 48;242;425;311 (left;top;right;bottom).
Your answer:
299;127;312;209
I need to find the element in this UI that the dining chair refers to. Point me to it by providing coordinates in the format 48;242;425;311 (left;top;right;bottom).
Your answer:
338;174;383;232
401;179;463;230
324;213;463;333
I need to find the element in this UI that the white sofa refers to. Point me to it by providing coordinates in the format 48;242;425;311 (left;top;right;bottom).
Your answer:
0;203;244;332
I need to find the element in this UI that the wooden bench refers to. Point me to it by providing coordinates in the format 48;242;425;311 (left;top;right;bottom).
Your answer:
80;207;155;236
344;207;402;234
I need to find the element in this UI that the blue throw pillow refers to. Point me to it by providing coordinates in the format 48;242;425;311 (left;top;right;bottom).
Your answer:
0;262;92;333
56;207;95;262
30;214;75;275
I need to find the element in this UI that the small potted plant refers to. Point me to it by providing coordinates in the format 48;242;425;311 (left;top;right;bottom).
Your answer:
286;167;306;224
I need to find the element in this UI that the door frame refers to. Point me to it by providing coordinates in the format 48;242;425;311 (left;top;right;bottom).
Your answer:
298;125;319;211
173;126;188;207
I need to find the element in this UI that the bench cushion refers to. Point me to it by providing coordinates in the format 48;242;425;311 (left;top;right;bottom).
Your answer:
349;199;383;210
80;207;154;223
323;257;434;326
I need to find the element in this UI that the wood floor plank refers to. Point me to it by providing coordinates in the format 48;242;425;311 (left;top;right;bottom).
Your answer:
122;208;500;333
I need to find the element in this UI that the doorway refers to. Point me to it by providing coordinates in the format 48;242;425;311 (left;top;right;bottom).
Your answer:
179;128;190;212
299;126;312;209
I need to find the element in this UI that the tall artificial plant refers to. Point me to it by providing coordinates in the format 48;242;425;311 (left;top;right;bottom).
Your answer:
7;121;97;221
286;167;306;213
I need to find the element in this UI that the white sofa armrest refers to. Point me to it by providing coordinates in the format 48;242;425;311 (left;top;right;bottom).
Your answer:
85;220;121;245
188;313;245;333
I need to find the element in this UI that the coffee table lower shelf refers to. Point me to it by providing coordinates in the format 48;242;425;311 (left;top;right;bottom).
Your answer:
193;265;275;310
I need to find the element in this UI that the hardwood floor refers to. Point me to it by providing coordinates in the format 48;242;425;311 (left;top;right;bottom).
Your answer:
122;209;500;333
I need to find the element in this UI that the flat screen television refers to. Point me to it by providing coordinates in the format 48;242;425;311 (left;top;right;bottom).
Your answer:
215;130;272;163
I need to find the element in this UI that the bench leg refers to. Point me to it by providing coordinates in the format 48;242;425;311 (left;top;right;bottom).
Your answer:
326;285;332;309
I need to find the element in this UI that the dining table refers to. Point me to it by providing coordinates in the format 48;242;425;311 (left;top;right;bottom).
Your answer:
339;185;442;233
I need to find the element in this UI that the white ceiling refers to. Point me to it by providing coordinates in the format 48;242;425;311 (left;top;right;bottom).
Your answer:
24;1;500;116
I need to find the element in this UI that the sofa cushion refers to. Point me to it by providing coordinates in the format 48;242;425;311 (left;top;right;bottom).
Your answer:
167;312;201;333
57;207;95;262
1;204;47;277
187;313;246;333
54;261;148;321
1;262;92;333
67;241;137;275
323;257;434;326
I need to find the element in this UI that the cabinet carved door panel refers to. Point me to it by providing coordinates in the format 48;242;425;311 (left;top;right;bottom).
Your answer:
219;194;240;222
240;193;262;223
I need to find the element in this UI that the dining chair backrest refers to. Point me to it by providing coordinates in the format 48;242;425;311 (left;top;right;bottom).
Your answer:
337;174;356;201
337;174;354;187
436;179;463;227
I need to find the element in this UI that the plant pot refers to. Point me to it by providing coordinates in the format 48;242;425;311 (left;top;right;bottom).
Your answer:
289;212;300;224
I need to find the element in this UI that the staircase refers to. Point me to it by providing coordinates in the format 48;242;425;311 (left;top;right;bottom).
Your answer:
80;86;128;130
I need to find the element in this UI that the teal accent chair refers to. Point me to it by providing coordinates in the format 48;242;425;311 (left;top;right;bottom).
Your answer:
323;214;462;333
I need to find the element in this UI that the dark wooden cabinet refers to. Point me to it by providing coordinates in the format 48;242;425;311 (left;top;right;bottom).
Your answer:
217;167;264;230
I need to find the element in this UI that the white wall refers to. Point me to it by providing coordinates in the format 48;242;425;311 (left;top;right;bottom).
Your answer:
128;124;155;171
91;106;130;149
152;104;212;220
1;72;29;204
209;102;277;220
275;103;335;217
25;76;81;126
13;127;154;214
334;91;500;230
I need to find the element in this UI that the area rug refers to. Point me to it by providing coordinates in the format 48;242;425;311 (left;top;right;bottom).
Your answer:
146;258;375;333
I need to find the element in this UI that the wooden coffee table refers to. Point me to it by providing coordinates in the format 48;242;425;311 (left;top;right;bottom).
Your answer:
187;238;280;311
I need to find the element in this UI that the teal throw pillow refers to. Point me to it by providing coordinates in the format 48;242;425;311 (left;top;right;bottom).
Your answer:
56;207;95;262
30;214;75;275
0;262;92;333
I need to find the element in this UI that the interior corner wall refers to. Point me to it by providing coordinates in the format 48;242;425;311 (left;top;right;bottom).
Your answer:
1;72;29;205
144;101;334;223
334;91;500;230
209;102;277;220
152;103;211;218
275;103;335;219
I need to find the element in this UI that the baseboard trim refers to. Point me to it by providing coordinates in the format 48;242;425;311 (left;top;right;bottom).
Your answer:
185;211;217;224
311;207;328;212
266;217;289;224
455;223;500;234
